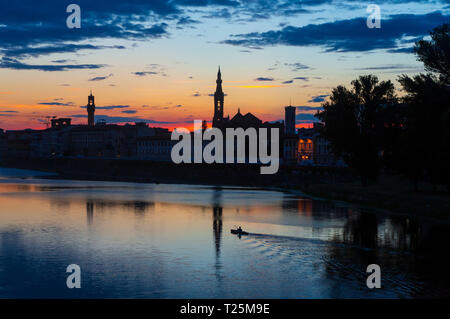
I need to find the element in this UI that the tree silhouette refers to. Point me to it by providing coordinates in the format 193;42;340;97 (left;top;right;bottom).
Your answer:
316;75;397;185
398;23;450;191
414;24;450;84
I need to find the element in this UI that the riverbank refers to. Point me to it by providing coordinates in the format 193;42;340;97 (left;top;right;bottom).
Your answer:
0;167;57;178
0;157;353;188
302;175;450;220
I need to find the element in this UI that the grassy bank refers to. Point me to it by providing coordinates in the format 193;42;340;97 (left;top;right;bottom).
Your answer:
301;175;450;220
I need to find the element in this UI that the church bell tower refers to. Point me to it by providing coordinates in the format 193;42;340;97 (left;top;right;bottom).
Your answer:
87;91;95;126
212;67;224;127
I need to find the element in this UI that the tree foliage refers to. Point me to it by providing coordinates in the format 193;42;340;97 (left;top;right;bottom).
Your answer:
397;23;450;190
316;75;397;184
414;24;450;84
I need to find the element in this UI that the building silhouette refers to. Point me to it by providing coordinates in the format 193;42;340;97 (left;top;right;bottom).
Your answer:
283;105;299;162
211;67;283;132
213;67;226;127
284;106;296;135
0;129;6;161
0;67;343;167
87;92;95;126
51;118;72;128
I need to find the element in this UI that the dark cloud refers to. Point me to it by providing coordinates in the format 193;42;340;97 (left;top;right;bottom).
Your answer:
141;103;185;110
142;105;170;110
0;0;334;67
294;106;323;124
88;76;107;81
0;0;178;28
52;59;70;64
175;0;240;7
3;44;125;59
308;94;329;103
70;114;177;124
195;0;317;22
1;20;168;57
0;0;447;79
277;108;322;123
81;105;130;110
0;57;106;72
89;74;114;81
0;1;172;68
354;64;423;72
133;64;167;77
296;106;323;112
202;8;233;19
38;101;74;106
176;16;201;25
132;71;159;77
293;76;309;81
285;62;310;71
296;113;319;123
254;77;274;81
282;76;311;84
223;11;450;52
122;110;137;114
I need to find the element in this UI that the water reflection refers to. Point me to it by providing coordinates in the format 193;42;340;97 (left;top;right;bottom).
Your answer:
213;207;223;257
87;201;94;226
0;177;449;298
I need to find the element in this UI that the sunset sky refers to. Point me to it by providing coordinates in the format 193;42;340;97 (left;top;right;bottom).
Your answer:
0;0;449;130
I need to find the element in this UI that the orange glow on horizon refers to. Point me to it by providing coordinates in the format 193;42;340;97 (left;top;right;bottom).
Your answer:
233;85;282;88
297;123;314;129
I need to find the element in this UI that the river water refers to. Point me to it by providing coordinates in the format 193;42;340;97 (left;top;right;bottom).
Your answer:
0;168;449;298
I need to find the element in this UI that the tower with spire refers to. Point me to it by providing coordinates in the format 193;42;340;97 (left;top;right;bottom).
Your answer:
212;67;225;127
87;91;95;126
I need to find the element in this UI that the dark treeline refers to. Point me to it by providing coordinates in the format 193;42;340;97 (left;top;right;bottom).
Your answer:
316;24;450;191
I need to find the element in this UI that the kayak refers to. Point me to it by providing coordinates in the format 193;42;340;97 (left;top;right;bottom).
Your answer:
231;229;249;235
